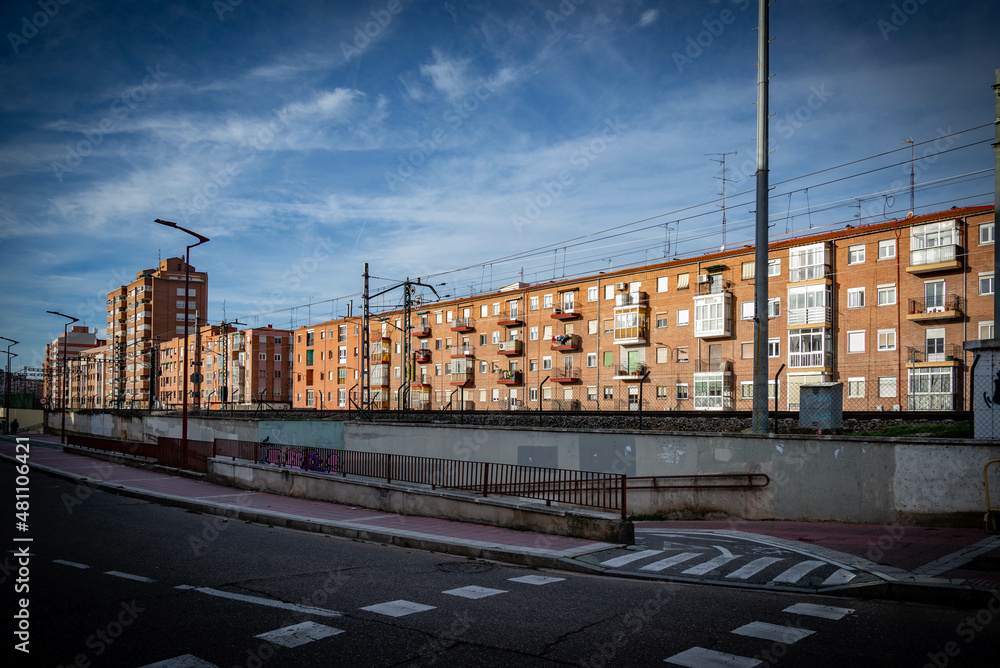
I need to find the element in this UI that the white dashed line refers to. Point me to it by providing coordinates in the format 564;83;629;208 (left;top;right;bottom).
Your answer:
725;557;784;580
665;646;762;667
255;621;344;648
600;549;663;568
640;552;702;572
681;554;740;576
732;621;815;644
105;570;154;583
360;600;436;617
913;535;1000;576
507;575;565;585
820;568;856;586
783;602;854;620
53;559;89;569
443;586;507;599
771;560;825;584
174;585;342;617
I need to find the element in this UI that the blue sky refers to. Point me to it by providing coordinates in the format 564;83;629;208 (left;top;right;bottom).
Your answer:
1;0;997;370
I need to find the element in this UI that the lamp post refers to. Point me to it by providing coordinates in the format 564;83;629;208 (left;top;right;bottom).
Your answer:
1;337;17;434
154;219;209;469
46;311;78;444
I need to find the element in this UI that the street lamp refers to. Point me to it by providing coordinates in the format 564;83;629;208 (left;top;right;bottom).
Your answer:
154;219;209;469
46;311;78;444
1;337;17;434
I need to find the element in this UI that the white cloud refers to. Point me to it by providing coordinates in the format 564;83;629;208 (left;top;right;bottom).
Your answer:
419;49;474;100
638;9;660;28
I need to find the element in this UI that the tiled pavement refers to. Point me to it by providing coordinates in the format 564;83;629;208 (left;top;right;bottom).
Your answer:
4;435;999;600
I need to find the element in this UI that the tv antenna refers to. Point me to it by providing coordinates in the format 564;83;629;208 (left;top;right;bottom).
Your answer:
708;152;737;249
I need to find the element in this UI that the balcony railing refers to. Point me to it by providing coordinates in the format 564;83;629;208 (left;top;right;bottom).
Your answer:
450;318;475;332
910;244;958;267
551;302;581;319
614;292;647;307
498;311;523;326
613;364;647;380
694;395;732;410
552;366;580;382
788;351;833;368
550;334;581;351
694;358;732;373
497;370;522;384
414;349;431;363
906;294;963;319
788;263;830;283
412;324;432;337
450;344;475;358
450;371;474;385
787;306;833;327
498;340;522;355
906;344;963;365
697;278;731;296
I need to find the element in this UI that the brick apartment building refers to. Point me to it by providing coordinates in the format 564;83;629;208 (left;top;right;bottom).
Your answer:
157;324;292;410
105;257;207;408
292;206;995;413
43;325;103;409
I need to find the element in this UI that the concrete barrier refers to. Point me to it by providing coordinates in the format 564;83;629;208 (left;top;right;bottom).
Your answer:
207;458;634;544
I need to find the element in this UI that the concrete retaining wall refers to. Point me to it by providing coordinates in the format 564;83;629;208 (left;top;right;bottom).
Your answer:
207;458;633;543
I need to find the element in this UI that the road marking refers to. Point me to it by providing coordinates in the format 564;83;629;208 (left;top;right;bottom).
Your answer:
53;559;89;569
138;655;220;668
361;600;436;617
600;549;663;568
732;621;815;643
255;621;344;648
443;586;507;599
507;575;565;585
913;535;1000;576
726;557;784;580
175;585;342;618
665;646;762;667
821;569;856;586
681;549;741;576
771;560;825;584
105;570;154;583
640;552;702;572
783;603;854;620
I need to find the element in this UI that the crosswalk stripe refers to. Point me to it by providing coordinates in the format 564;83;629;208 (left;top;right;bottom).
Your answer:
175;585;342;618
105;570;154;583
820;568;856;586
640;552;701;572
255;621;344;647
360;600;436;617
53;559;89;569
732;621;815;643
600;549;663;568
783;603;854;620
725;557;784;580
681;554;740;576
665;646;762;667
771;560;825;584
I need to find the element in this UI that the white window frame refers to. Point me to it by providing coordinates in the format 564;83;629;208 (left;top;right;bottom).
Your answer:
980;321;995;340
767;258;781;277
980;222;995;245
878;376;897;398
878;238;896;259
767;337;780;358
848;244;865;265
980;272;995;296
847;288;865;309
877;284;896;306
847;377;866;399
656;276;669;293
768;298;780;318
740;302;754;320
587;352;597;368
847;330;865;354
588;286;598;302
877;329;896;351
677;309;689;327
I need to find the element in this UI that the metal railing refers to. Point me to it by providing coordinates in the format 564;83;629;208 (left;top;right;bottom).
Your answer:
787;306;832;326
451;318;475;330
629;473;769;490
906;344;963;364
907;294;963;316
910;244;958;266
788;263;830;283
788;351;833;368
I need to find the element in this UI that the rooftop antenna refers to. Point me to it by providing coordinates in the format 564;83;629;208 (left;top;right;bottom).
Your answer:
784;192;793;234
906;137;915;213
708;151;737;249
805;188;814;229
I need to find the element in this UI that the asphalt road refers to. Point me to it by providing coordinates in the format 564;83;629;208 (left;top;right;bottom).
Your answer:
3;460;999;667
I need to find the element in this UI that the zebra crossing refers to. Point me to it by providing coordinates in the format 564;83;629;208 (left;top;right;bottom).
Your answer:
583;531;871;589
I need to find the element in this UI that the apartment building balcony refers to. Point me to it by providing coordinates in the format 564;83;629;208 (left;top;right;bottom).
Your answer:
906;295;963;321
497;370;522;385
411;398;431;411
547;334;579;351
906;344;963;368
788;263;831;284
613;364;647;381
907;244;961;274
788;351;833;370
551;303;581;320
498;312;523;327
450;318;475;332
787;306;833;328
412;324;432;338
409;381;431;390
694;359;733;373
450;371;474;386
613;292;648;345
498;340;522;356
697;277;731;296
450;345;475;359
693;292;732;339
551;367;580;383
371;363;390;388
414;349;431;363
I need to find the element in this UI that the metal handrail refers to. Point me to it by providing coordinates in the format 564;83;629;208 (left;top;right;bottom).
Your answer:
628;473;770;490
986;459;1000;533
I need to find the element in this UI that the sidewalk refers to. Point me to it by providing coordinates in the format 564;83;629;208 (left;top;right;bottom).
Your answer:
3;435;998;605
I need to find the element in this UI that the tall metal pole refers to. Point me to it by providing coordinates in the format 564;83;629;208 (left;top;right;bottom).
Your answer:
402;279;412;413
1;338;17;433
361;263;370;416
751;0;771;434
992;68;999;336
46;311;78;444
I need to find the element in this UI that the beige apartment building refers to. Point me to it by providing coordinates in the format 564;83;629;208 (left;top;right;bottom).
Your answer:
293;205;995;414
43;325;103;409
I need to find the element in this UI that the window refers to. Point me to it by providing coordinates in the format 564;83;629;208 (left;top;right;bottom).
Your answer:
339;347;347;363
980;321;994;339
768;338;780;358
741;342;754;359
657;276;669;292
848;244;865;264
587;353;597;367
981;222;995;245
767;258;780;277
741;381;777;399
768;298;780;318
529;327;538;340
788;242;828;281
603;351;614;367
543;325;552;339
338;368;347;384
677;309;689;326
434;364;442;376
259;353;266;361
877;284;896;306
847;378;865;399
676;384;689;400
656;313;669;328
910;219;957;266
656;348;670;364
847;288;865;308
877;329;896;351
741;302;754;320
589;319;598;335
603;386;613;400
605;284;614;300
878;239;896;259
603;319;613;334
676;273;690;290
543;294;553;308
878;376;897;398
847;330;865;353
492;389;500;402
274;353;282;361
542;356;552;370
980;272;995;296
676;346;689;363
492;332;500;344
656;385;669;399
529;387;538;402
741;262;755;280
908;366;954;410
